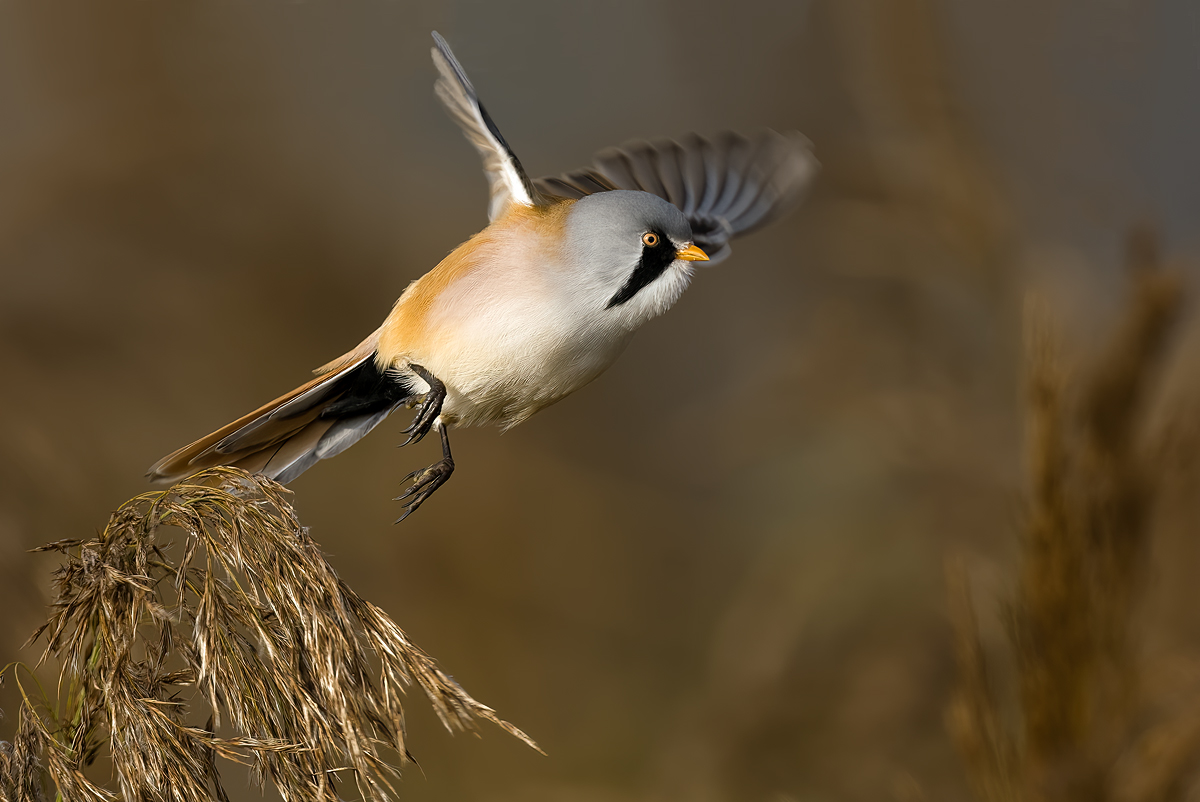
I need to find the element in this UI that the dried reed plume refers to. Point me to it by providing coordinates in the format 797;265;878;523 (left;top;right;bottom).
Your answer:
948;227;1197;802
1;467;538;802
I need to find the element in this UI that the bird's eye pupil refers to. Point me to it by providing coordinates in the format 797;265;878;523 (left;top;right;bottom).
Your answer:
642;232;659;247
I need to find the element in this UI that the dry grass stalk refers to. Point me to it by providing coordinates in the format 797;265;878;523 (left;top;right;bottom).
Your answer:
0;467;538;802
949;227;1199;802
946;558;1021;802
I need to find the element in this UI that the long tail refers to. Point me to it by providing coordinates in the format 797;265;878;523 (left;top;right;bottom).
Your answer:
148;341;414;486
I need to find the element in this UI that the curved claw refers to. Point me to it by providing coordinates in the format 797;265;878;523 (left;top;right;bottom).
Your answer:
400;364;447;447
399;465;426;486
393;424;455;522
393;460;454;522
400;403;439;446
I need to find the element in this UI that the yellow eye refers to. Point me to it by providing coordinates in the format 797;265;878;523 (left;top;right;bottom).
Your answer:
642;232;659;247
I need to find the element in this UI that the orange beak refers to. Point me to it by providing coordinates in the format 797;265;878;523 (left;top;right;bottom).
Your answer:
675;244;710;262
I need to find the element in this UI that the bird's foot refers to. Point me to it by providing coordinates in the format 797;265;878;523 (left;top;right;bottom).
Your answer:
394;458;454;522
394;423;455;522
400;364;446;446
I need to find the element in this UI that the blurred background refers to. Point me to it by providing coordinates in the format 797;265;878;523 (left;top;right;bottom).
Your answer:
1;1;1198;800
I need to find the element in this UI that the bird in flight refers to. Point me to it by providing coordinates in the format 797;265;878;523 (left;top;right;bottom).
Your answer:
149;32;817;520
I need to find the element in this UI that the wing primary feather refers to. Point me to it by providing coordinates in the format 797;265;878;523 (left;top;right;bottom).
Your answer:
716;136;773;224
536;176;587;200
677;133;707;216
725;131;819;235
623;141;671;202
709;132;753;219
534;128;817;260
592;147;640;192
695;134;729;218
569;171;618;195
431;32;542;220
650;139;689;211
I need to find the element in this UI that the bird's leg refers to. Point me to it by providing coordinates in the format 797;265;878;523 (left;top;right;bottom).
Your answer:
395;423;454;522
401;364;446;446
395;363;454;521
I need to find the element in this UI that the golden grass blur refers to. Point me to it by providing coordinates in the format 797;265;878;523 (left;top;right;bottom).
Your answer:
949;229;1200;802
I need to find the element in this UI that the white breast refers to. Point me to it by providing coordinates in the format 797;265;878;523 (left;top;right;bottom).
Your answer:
403;227;635;429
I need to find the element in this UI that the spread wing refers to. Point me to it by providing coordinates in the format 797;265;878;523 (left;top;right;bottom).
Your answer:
431;32;543;222
534;130;817;263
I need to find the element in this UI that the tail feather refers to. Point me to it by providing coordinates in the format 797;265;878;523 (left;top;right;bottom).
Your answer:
207;352;382;459
258;417;337;484
313;407;398;461
149;343;414;486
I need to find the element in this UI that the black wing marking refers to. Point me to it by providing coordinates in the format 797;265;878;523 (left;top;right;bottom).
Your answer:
431;32;543;221
148;355;415;486
534;130;817;263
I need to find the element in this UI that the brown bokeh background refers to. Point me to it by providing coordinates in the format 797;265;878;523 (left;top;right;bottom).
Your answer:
2;2;1198;800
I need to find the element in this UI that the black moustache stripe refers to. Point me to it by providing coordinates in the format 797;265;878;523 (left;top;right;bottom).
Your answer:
606;234;676;309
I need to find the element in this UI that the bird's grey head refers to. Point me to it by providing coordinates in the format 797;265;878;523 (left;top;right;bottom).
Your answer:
561;190;706;325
